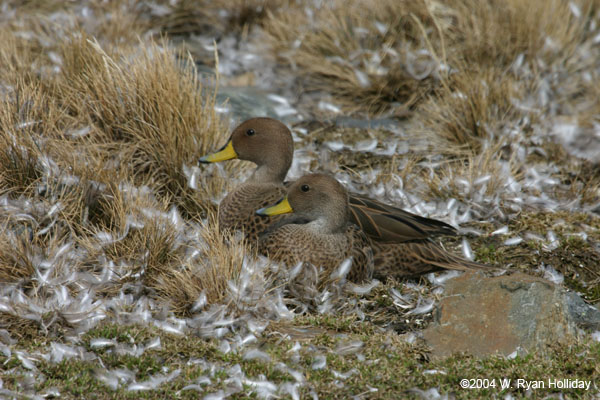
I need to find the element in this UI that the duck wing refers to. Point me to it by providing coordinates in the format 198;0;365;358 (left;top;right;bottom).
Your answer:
348;193;456;243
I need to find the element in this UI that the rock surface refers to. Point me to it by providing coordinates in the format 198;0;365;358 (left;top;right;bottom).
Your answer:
422;272;600;358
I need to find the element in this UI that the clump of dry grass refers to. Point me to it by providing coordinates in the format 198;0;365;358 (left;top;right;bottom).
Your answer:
73;185;179;293
0;226;37;284
408;0;600;176
145;219;247;315
443;0;594;68
0;3;234;218
423;144;524;204
74;189;251;313
0;16;236;306
0;81;67;196
54;34;228;217
264;0;443;114
415;67;531;153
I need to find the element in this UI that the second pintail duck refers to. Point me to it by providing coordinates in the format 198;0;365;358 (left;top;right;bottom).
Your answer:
257;173;374;285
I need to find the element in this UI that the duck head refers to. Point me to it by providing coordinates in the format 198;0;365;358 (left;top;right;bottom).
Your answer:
257;173;349;234
199;118;293;183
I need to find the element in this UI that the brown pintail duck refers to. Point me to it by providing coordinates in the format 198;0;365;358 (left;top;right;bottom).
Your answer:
199;117;490;279
256;173;374;284
200;118;292;243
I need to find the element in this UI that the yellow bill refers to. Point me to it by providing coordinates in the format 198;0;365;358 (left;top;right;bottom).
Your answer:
256;197;293;216
199;140;237;163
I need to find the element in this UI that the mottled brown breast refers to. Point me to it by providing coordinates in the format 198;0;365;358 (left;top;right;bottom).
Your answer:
258;222;374;284
218;182;286;244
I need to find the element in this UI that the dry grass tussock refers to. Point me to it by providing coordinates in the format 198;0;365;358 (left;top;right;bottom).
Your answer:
264;0;442;114
441;0;595;67
103;213;181;294
424;144;524;204
415;67;533;154
0;33;230;222
144;218;248;315
263;0;599;117
75;180;160;254
0;6;232;216
62;181;245;311
52;34;229;216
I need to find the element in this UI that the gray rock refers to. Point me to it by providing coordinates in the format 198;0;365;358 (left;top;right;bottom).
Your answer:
331;116;399;130
565;291;600;329
422;272;600;358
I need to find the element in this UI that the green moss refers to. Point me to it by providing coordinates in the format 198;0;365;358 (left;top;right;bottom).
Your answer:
451;211;600;302
1;319;597;399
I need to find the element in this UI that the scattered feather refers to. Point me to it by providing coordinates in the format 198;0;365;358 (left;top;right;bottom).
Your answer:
311;355;326;370
407;298;435;315
503;237;523;246
539;264;564;285
462;238;474;261
492;226;509;236
243;348;271;363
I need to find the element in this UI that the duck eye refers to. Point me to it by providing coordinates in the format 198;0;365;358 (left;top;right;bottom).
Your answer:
301;184;309;192
246;129;255;136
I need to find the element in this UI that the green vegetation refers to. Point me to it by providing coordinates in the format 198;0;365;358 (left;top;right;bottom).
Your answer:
2;322;598;398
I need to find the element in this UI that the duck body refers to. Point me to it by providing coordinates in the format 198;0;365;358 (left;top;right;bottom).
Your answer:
218;181;286;243
259;221;374;284
256;174;374;284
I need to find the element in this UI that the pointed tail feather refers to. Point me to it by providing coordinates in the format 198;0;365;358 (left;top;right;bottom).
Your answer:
372;240;497;280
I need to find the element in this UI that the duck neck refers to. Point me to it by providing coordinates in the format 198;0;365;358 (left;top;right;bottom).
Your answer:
248;157;290;184
306;209;347;235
